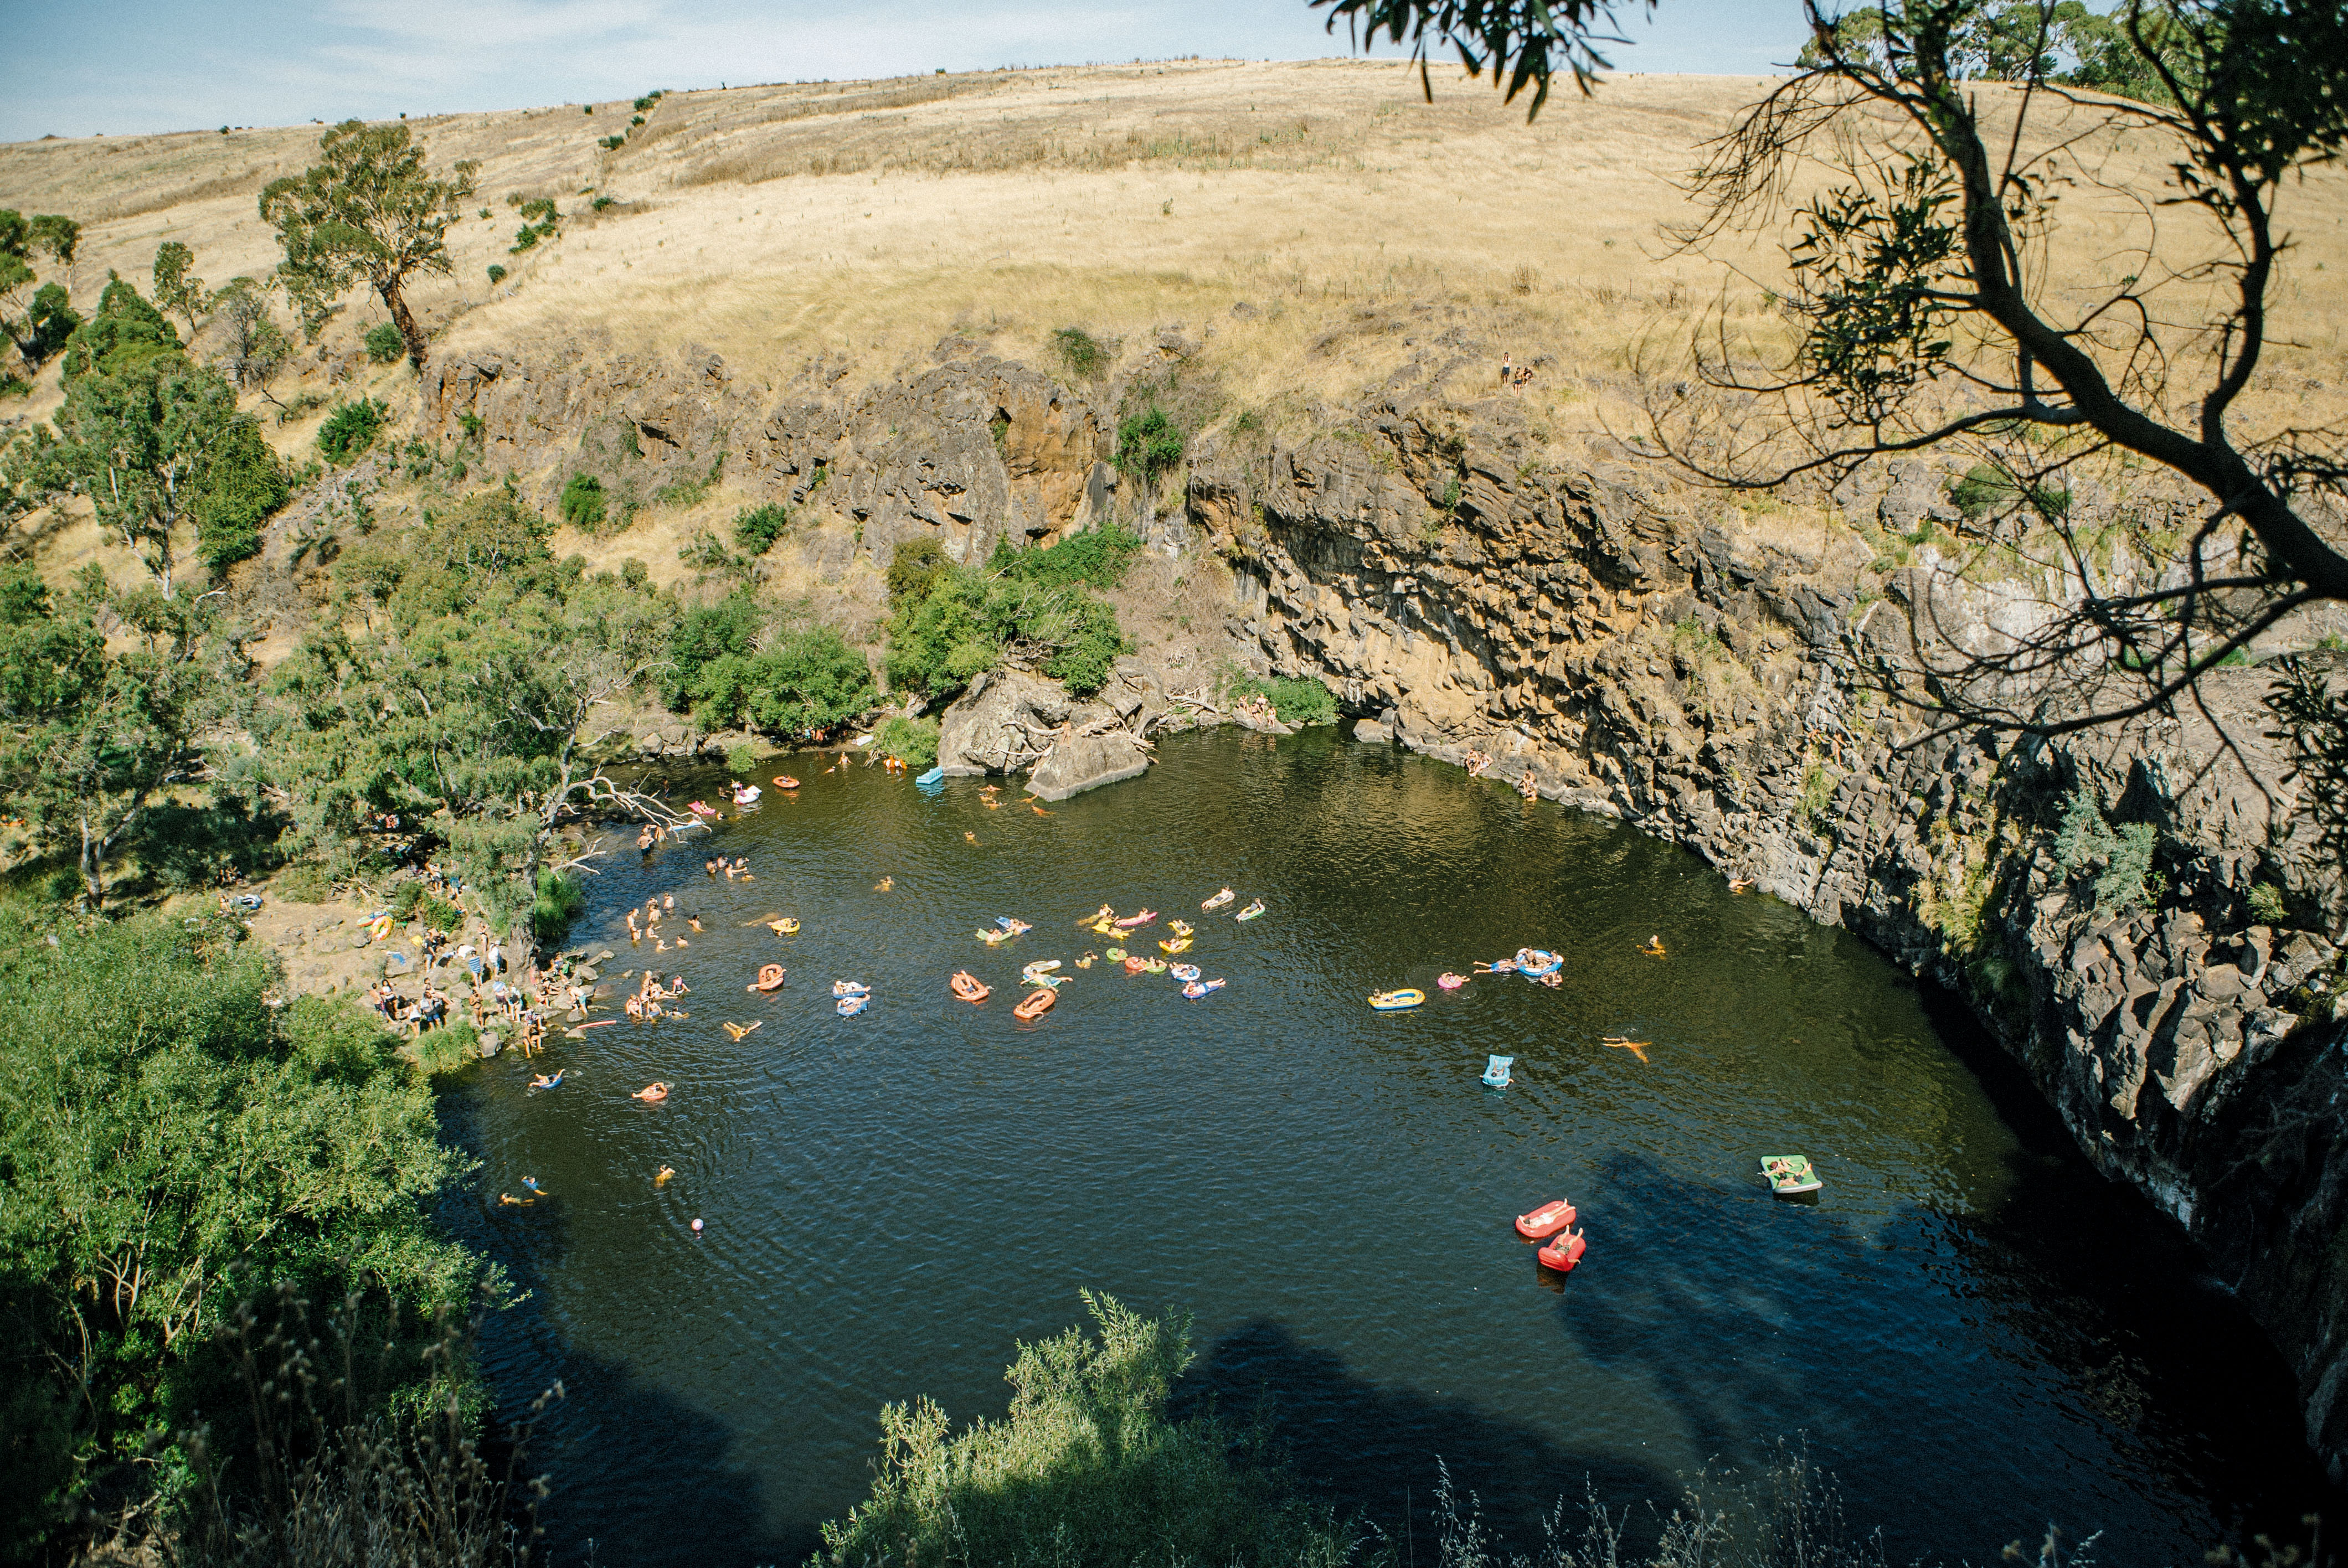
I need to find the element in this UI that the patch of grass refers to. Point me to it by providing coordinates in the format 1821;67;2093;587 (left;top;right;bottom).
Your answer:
2249;880;2289;925
362;322;404;364
653;450;726;509
1051;325;1110;380
734;502;790;554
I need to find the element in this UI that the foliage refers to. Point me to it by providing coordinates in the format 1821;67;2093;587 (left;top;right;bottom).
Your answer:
154;239;213;336
559;472;607;532
0;208;82;368
887;536;951;604
885;529;1139;701
262;121;480;366
364;321;406;363
815;1292;1353;1568
0;912;485;1550
264;487;670;964
874;714;940;771
1947;461;2069;524
0;576;223;904
1115;404;1186;491
509;199;560;254
193;415;292;574
2053;781;2160;910
734;502;790;554
2248;880;2290;925
1227;672;1340;726
317;397;389;465
50;347;240;599
725;741;759;774
172;1287;549;1568
531;866;586;943
486;263;507;285
1050;324;1110;380
210;276;293;389
666;597;876;736
2266;666;2348;920
61;276;183;382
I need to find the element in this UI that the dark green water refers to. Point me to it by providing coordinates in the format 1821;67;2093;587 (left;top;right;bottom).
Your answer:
442;727;2336;1566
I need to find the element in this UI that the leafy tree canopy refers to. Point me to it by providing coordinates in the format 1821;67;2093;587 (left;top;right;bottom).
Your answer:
0;908;485;1549
60;276;181;383
260;121;479;367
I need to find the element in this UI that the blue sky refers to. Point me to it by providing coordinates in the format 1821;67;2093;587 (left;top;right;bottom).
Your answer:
0;0;1807;143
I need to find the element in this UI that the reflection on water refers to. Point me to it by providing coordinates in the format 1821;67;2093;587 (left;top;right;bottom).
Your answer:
436;728;2335;1566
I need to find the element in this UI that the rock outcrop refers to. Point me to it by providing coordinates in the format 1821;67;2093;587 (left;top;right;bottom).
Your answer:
935;661;1162;799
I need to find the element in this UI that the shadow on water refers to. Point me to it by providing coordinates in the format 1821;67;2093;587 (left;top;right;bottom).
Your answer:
1176;1320;1684;1556
437;1075;800;1567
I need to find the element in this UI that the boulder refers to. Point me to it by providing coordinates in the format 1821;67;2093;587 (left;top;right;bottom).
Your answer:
937;669;1073;776
1354;716;1392;744
1027;729;1150;801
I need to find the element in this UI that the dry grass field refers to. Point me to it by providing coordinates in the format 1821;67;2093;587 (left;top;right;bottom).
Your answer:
3;56;2345;578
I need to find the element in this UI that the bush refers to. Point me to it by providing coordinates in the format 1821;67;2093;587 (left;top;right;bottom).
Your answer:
690;628;877;737
362;322;404;364
734;502;790;554
1051;325;1110;380
2054;782;2160;910
414;1019;478;1075
559;472;607;533
416;894;462;933
1227;673;1338;727
887;536;950;603
193;415;291;574
994;521;1142;592
529;868;585;942
1115;405;1186;489
486;263;507;284
315;398;388;465
0;914;484;1551
725;741;759;775
2249;881;2290;925
815;1293;1350;1568
874;714;940;771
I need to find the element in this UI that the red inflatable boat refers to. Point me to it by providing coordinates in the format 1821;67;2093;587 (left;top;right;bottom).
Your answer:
1515;1199;1578;1240
1537;1229;1588;1273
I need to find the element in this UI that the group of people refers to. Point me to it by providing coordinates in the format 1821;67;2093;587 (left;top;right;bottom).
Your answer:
627;893;705;950
625;969;690;1021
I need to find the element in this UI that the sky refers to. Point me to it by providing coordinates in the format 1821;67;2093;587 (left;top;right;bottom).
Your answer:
0;0;1807;143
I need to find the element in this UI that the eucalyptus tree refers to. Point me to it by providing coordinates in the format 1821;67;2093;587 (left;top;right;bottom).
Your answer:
261;121;480;368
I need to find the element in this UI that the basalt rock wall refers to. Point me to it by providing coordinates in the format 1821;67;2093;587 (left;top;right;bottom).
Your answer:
420;337;2348;1477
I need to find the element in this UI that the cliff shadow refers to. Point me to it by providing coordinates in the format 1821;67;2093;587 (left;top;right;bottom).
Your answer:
1172;1318;1683;1557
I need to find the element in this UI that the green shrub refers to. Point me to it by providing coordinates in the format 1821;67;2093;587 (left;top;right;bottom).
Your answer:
995;521;1142;592
559;472;607;532
1040;596;1129;698
689;628;876;737
193;415;291;574
875;714;940;770
597;135;626;152
414;1019;478;1075
529;868;585;942
416;894;462;933
734;503;790;554
1051;325;1110;379
487;263;507;284
2054;782;2160;910
1226;673;1337;727
2249;881;2290;924
1115;405;1185;491
315;398;388;465
815;1293;1348;1568
887;536;950;603
362;322;404;363
725;741;759;775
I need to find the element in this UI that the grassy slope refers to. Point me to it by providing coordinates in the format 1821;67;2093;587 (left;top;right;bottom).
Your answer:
3;58;2345;601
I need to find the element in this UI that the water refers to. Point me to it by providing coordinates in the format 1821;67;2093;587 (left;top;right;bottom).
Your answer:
440;727;2337;1566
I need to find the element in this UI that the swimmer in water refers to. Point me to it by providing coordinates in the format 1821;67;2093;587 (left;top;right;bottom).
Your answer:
663;894;675;910
633;1082;670;1102
965;831;977;843
1728;876;1755;893
529;1071;563;1090
1640;935;1666;957
874;876;894;891
689;916;703;931
706;859;719;878
655;1165;676;1188
498;1192;534;1207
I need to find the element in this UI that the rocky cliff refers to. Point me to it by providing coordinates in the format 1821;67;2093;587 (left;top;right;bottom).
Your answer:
419;336;2348;1478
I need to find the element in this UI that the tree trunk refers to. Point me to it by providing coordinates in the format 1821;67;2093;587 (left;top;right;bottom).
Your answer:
378;276;427;370
79;816;101;910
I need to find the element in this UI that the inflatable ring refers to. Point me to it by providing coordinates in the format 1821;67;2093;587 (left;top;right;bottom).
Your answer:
749;963;786;993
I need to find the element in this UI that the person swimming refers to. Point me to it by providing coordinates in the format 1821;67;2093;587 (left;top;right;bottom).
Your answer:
634;1082;670;1102
1641;935;1667;957
706;859;719;877
656;1165;676;1188
529;1071;563;1090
